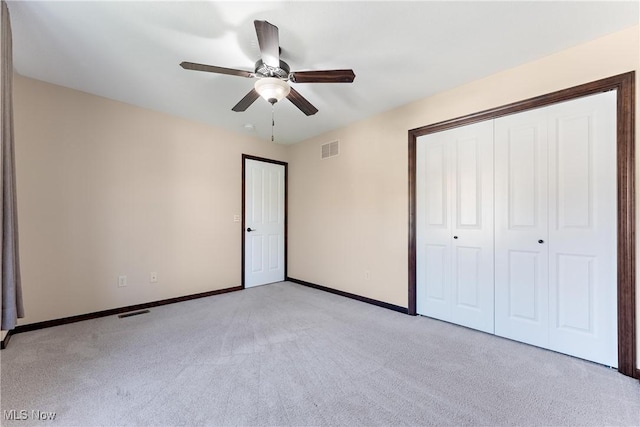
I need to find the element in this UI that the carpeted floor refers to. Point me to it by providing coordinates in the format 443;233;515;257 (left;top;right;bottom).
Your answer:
1;281;639;426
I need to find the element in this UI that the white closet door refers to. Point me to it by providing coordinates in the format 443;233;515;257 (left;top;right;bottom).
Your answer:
495;91;617;367
417;131;453;322
547;92;617;367
417;121;494;333
494;109;550;347
450;122;494;333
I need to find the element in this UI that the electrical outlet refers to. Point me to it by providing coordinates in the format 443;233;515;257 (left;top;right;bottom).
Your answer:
118;275;127;287
150;272;158;283
233;215;241;222
364;270;370;280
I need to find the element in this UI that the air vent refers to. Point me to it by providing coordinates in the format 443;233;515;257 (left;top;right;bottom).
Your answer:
321;140;339;160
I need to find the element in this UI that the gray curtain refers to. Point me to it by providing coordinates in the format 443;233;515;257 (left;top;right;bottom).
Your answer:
1;0;24;331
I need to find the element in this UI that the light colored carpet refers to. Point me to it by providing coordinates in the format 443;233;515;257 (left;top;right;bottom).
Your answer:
1;281;639;426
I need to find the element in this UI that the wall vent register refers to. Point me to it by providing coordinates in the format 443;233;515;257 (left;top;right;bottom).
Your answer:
321;140;340;159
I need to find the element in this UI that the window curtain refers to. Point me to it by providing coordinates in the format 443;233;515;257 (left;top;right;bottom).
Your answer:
1;0;24;331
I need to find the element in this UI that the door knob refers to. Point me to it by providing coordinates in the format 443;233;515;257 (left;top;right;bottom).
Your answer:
453;236;458;239
247;227;255;232
538;239;544;244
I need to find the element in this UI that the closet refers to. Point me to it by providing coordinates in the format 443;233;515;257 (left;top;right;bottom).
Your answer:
416;91;617;367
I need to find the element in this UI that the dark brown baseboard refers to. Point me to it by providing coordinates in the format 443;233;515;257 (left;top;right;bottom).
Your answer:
1;331;12;350
1;285;243;349
287;277;408;314
635;368;640;380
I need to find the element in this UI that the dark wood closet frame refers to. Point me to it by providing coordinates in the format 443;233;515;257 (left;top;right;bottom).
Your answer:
407;72;637;378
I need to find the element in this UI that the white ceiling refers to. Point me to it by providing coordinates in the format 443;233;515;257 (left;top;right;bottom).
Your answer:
7;1;639;144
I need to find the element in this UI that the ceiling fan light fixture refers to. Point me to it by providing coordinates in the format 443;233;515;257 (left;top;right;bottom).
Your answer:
254;77;290;104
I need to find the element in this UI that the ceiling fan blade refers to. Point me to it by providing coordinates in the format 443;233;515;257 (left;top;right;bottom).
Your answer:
180;62;254;78
289;69;356;84
286;87;318;116
254;20;280;68
232;89;260;112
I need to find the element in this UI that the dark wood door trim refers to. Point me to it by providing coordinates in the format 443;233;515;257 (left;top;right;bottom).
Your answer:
241;154;288;288
408;72;636;378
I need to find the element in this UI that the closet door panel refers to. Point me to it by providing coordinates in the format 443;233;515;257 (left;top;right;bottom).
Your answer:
495;110;549;346
450;122;495;333
555;254;595;331
416;121;494;333
416;133;453;321
456;136;481;227
505;250;542;320
425;143;448;228
547;91;617;367
419;243;450;320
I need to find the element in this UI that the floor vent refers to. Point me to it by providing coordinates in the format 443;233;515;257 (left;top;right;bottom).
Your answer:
118;310;150;319
321;140;339;159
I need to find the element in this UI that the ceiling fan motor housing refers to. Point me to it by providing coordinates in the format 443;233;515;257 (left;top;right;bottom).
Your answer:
255;59;290;79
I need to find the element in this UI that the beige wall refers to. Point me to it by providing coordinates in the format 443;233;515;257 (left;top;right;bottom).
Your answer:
287;26;640;367
12;75;288;325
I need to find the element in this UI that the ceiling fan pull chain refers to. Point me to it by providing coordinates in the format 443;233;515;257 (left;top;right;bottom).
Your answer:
271;104;275;143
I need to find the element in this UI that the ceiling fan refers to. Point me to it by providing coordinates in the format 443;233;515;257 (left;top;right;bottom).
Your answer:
180;20;356;116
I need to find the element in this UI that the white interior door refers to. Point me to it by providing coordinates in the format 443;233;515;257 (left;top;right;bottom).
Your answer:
244;159;285;288
494;108;550;347
495;91;617;367
417;120;494;333
546;92;617;367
